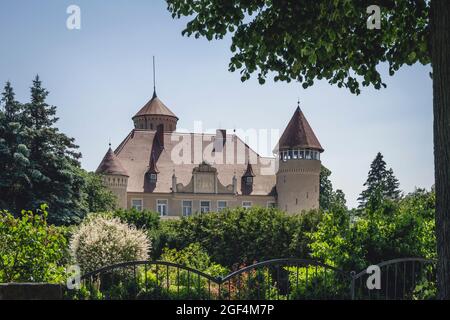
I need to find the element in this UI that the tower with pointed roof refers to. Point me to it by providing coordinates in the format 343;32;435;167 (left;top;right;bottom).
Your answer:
275;104;323;214
132;57;178;132
132;91;178;132
96;145;129;208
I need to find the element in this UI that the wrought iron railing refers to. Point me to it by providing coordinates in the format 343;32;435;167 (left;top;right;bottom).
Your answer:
351;258;436;300
71;257;437;300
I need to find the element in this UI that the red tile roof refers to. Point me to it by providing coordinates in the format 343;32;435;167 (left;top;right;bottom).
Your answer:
133;93;178;119
96;147;129;177
114;130;276;195
277;107;323;152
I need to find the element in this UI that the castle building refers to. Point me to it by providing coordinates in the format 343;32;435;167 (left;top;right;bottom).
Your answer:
96;89;324;217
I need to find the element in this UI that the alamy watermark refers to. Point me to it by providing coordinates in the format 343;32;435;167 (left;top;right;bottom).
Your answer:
366;265;381;290
66;265;81;290
65;5;380;31
367;5;381;30
66;5;81;30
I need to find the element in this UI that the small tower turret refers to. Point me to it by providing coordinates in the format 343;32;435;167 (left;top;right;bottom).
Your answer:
96;145;129;209
275;104;323;214
132;57;178;132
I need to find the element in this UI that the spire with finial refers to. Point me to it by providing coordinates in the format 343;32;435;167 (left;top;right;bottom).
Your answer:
297;98;301;110
152;56;157;99
132;56;178;131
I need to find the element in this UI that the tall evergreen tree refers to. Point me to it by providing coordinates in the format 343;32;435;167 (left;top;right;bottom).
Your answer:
0;78;118;224
385;168;401;200
0;82;30;210
21;76;84;224
358;152;401;209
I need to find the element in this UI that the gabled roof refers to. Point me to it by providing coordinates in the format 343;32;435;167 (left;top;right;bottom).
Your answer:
277;107;323;152
96;147;129;177
114;130;276;196
133;92;178;119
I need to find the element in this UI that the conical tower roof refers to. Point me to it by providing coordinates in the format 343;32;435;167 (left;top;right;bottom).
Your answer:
278;106;323;152
96;147;129;176
133;92;178;120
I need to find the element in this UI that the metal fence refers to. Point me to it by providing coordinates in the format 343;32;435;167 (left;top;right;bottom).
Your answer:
351;258;436;300
72;257;437;300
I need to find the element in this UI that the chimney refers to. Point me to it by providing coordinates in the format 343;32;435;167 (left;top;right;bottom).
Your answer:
214;129;226;152
172;172;177;193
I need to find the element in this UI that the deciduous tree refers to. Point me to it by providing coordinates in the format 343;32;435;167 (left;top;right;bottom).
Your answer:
166;1;449;297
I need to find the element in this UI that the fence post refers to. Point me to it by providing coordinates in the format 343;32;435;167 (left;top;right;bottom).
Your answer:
350;271;356;300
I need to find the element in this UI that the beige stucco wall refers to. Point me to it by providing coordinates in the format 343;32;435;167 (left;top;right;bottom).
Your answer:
102;175;128;209
126;192;276;217
276;159;321;214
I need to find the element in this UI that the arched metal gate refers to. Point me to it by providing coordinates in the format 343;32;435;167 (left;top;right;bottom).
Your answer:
72;257;437;300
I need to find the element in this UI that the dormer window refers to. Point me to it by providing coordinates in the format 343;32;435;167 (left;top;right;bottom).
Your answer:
149;173;157;183
242;162;255;194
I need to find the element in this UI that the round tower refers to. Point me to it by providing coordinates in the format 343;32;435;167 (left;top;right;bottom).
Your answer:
96;146;129;209
275;105;324;214
132;91;178;132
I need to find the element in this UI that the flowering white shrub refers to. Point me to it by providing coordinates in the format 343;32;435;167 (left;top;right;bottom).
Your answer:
70;214;150;274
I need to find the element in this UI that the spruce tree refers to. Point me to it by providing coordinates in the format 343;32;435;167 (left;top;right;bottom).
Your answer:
385;168;401;200
0;82;30;211
358;152;401;209
22;76;84;224
1;78;117;224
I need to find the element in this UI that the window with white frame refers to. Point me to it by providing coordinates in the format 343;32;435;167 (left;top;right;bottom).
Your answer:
131;199;143;211
242;201;252;209
149;173;157;183
157;199;168;216
182;200;193;216
200;201;210;213
217;200;227;211
305;150;311;159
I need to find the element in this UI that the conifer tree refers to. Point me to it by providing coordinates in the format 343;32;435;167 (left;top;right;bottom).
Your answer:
0;82;30;210
21;76;84;224
358;152;401;208
385;168;401;200
0;78;117;224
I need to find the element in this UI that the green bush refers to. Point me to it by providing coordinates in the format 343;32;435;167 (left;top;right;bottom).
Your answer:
69;214;151;274
160;243;228;278
156;207;322;268
112;208;160;230
0;204;68;283
309;188;436;271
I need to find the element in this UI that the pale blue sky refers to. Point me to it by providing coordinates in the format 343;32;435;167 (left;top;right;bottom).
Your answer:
0;0;434;208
